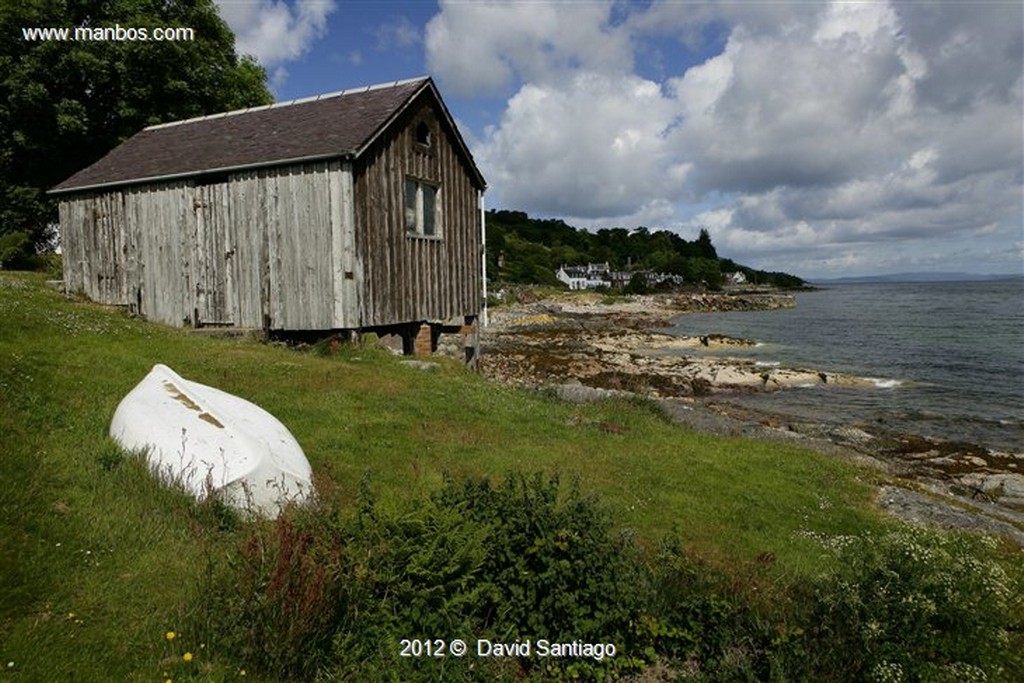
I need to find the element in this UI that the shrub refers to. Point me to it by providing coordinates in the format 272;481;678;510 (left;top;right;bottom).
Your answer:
196;473;648;681
0;231;30;268
642;535;756;675
438;473;643;641
194;476;1022;682
345;472;647;680
802;528;1022;681
328;489;493;680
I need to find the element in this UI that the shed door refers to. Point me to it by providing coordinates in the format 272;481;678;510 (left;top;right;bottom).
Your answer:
193;183;234;326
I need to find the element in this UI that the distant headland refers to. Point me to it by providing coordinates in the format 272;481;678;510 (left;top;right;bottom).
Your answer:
810;272;1023;284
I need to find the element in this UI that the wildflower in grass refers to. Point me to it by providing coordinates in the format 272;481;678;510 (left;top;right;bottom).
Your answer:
182;652;193;662
165;630;175;641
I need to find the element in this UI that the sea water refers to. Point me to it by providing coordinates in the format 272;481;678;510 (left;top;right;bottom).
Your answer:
667;280;1024;453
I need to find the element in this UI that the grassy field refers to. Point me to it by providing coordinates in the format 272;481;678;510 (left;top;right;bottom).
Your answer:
0;272;1016;681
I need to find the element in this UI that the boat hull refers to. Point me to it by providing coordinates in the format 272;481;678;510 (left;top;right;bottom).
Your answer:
110;364;313;517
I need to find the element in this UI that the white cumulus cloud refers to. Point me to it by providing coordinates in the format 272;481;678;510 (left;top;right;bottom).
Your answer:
478;72;683;222
215;0;336;67
427;0;1022;277
425;0;633;96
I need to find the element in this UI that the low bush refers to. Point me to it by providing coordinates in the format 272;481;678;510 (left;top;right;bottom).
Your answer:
436;473;646;680
801;528;1022;682
0;231;30;268
437;473;642;640
641;535;773;680
194;475;1023;682
197;473;641;681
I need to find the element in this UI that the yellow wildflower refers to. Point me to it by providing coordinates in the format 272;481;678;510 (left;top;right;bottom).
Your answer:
165;630;176;641
182;652;193;663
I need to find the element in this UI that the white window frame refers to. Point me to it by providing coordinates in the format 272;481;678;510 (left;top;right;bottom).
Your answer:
405;177;441;238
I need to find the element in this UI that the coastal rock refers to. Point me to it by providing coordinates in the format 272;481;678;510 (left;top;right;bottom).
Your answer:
958;473;1024;511
654;334;756;350
507;312;558;327
877;486;1024;545
553;381;635;404
831;426;876;443
483;294;881;397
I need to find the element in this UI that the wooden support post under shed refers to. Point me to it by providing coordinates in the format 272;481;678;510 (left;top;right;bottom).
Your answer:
462;315;479;369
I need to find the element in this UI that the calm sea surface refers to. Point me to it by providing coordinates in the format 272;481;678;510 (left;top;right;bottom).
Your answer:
667;280;1024;453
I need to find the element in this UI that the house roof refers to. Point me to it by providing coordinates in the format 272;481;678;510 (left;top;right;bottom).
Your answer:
51;76;485;194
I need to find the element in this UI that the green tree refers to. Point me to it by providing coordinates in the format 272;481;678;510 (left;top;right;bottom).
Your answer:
685;257;724;290
623;272;650;295
695;228;718;260
0;0;273;259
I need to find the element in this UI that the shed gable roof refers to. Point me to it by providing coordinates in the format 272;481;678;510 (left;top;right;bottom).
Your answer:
52;77;485;194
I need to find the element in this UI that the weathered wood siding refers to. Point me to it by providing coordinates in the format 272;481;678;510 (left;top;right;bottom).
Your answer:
224;170;267;329
59;162;361;330
227;161;359;330
269;163;335;330
194;181;232;325
353;93;482;326
60;182;193;325
60;191;131;307
135;182;193;326
61;181;204;327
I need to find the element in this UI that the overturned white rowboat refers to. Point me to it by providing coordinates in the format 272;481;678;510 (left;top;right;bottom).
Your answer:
110;364;313;518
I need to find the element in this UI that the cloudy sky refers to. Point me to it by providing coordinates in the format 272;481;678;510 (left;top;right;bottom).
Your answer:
213;0;1023;279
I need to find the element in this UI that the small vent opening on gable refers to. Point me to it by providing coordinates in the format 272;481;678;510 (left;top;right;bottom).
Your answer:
415;122;432;147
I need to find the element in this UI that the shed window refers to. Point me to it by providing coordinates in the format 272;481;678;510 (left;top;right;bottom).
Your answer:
415;122;432;147
405;178;440;237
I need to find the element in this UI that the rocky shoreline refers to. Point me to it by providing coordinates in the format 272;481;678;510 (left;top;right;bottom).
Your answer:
479;291;1024;544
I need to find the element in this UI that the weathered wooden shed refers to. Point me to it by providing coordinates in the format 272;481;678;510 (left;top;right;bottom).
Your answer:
51;77;486;357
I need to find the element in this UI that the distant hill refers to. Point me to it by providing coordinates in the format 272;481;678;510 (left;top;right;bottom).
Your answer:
810;272;1023;284
485;209;806;290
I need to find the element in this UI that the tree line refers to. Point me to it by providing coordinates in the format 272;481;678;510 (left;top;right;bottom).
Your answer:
485;209;806;290
0;0;272;268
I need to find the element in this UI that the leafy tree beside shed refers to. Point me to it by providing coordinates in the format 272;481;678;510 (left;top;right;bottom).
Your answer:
0;0;271;262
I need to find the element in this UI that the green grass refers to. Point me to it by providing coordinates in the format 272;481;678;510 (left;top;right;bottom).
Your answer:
0;271;998;680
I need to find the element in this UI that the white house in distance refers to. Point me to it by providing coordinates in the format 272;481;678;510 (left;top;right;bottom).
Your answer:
556;262;684;290
556;263;610;290
725;271;747;286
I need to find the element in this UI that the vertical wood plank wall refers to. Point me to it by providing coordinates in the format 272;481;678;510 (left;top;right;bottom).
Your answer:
261;162;337;330
60;165;347;330
61;182;193;325
354;95;482;326
58;98;482;332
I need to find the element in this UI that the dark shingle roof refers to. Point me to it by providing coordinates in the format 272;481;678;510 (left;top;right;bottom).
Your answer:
52;77;484;193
